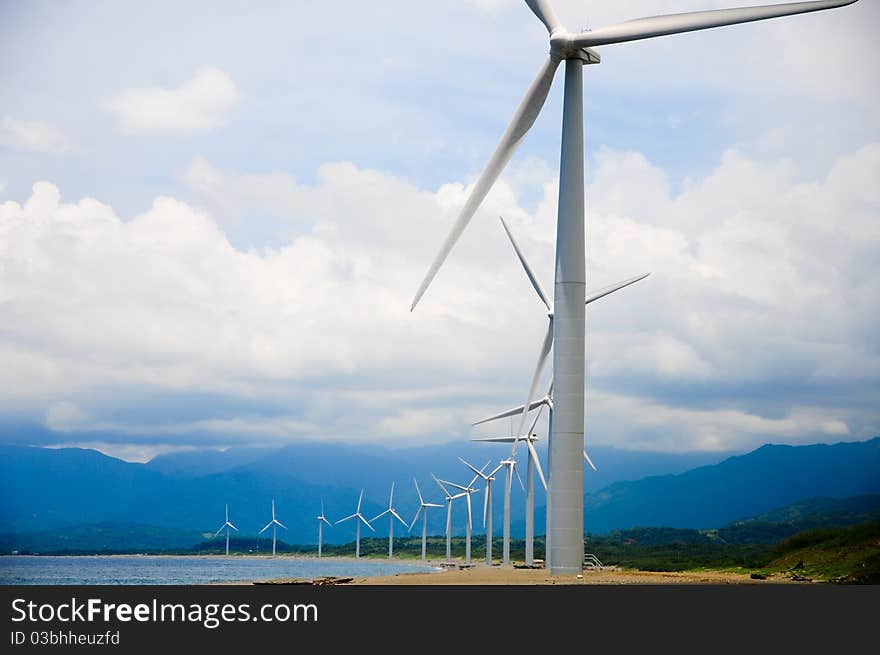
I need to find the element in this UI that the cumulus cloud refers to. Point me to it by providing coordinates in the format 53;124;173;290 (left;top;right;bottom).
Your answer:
1;142;878;453
0;117;69;153
103;68;239;134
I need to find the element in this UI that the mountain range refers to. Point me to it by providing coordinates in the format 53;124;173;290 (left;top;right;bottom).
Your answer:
0;437;877;549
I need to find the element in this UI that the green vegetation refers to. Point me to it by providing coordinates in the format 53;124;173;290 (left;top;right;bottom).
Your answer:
761;522;880;584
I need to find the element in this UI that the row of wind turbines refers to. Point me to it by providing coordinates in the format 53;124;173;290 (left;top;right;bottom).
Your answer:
213;214;646;565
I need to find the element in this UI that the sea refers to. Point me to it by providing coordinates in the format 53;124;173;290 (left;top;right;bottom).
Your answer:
0;556;438;585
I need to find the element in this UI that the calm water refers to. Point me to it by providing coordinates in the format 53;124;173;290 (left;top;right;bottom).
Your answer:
0;556;438;585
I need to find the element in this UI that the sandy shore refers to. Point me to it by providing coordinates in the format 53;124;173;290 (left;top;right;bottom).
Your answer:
292;563;795;585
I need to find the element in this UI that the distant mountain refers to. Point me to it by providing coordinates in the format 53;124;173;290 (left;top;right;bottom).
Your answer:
565;438;880;534
144;441;727;493
2;438;878;551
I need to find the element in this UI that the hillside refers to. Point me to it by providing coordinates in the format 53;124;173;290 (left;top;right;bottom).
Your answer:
763;522;880;583
574;438;880;533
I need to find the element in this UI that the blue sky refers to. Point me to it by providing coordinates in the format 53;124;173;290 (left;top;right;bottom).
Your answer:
1;0;878;461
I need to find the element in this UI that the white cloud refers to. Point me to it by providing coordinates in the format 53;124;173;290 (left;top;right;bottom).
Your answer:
0;117;69;153
1;141;878;453
103;68;239;134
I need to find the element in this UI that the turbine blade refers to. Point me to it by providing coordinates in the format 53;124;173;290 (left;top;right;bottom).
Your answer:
413;477;425;504
228;522;238;532
440;478;469;492
391;509;408;526
410;55;560;311
526;439;548;491
336;514;357;525
356;489;364;514
277;520;287;530
259;521;273;534
583;449;598;472
499;215;551;311
359;515;375;531
432;473;452;498
371;509;390;522
513;462;525;491
409;506;423;532
322;517;333;527
473;398;546;426
489;463;505;478
571;0;858;48
214;526;225;537
459;456;486;479
585;272;650;305
513;319;553;449
524;0;563;34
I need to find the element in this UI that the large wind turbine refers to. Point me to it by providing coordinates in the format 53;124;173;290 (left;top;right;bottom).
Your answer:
410;0;859;574
316;498;332;558
460;458;505;565
336;489;375;559
433;474;467;564
437;464;487;566
258;499;287;557
371;482;409;560
409;477;444;561
214;503;238;557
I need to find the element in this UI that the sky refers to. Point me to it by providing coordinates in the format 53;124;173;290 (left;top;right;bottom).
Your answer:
0;0;878;462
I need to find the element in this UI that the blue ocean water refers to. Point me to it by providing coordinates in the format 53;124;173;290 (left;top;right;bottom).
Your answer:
0;556;438;585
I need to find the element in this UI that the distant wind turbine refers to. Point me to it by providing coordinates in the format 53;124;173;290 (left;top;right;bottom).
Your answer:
258;499;287;558
433;474;467;564
410;0;858;574
437;464;487;566
214;503;238;557
316;498;332;558
409;477;444;562
460;457;504;565
370;482;409;560
336;489;375;559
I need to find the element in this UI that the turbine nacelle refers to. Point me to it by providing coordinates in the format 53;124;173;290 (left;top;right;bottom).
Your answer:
549;32;602;64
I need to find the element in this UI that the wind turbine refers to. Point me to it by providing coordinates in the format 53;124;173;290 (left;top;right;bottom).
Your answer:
316;498;332;558
410;0;859;574
409;477;444;562
497;213;649;442
370;482;409;560
258;500;287;557
460;458;505;565
472;431;549;566
437;464;487;566
433;474;467;564
214;503;238;557
336;489;375;559
475;381;601;567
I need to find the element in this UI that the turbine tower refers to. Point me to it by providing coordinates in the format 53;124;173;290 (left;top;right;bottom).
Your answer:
460;458;505;565
316;498;332;558
437;464;487;566
409;477;444;562
258;499;287;557
370;482;409;560
433;474;467;564
410;0;859;574
336;489;375;559
214;503;238;557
